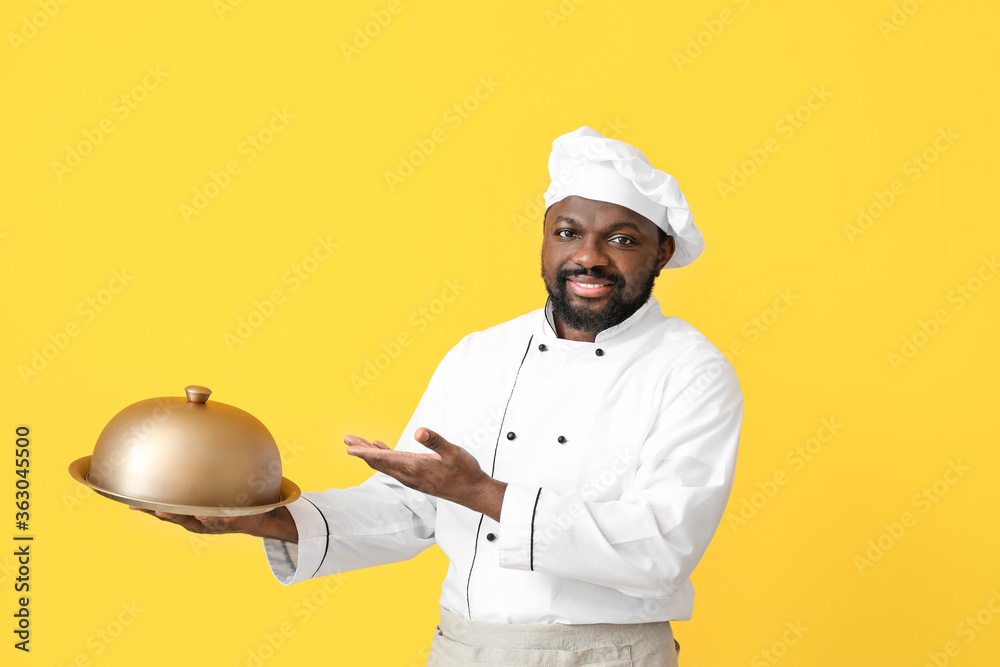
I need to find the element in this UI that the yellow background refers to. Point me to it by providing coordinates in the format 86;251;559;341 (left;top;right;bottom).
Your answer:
3;0;998;665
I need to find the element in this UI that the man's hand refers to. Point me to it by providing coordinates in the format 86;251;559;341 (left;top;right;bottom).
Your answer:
345;428;506;521
130;505;298;543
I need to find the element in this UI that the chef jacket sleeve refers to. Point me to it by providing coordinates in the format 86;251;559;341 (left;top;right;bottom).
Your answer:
497;352;743;599
262;344;463;586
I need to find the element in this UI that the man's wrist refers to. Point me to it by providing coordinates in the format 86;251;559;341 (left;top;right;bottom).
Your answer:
257;506;298;543
465;477;506;522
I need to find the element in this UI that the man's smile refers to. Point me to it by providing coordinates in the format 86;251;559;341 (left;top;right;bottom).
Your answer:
566;276;614;298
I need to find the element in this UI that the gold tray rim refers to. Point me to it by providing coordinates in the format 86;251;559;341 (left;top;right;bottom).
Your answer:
68;455;302;516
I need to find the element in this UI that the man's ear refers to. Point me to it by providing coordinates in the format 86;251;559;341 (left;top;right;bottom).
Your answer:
658;235;676;270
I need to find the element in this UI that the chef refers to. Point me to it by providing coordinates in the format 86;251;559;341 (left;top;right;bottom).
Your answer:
140;126;743;666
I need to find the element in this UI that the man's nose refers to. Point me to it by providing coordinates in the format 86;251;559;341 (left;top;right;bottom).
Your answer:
571;237;609;268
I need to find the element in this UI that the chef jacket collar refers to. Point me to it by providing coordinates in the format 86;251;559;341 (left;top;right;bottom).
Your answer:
542;296;659;344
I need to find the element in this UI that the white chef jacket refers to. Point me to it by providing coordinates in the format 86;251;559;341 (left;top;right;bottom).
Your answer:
263;296;743;624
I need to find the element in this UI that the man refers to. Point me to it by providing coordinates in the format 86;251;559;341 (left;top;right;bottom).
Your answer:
140;126;743;666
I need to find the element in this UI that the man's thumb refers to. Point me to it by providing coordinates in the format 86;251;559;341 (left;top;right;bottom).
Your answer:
416;427;446;451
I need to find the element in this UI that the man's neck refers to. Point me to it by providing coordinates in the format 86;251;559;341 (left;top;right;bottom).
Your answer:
553;318;598;342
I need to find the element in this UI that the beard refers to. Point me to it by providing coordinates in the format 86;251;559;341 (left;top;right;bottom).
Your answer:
543;264;657;334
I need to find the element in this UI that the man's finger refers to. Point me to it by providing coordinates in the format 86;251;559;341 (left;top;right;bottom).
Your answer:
415;427;454;454
154;509;209;528
348;446;411;466
195;515;238;532
132;506;181;525
344;434;373;448
345;435;391;451
142;510;204;532
131;505;249;535
346;445;395;469
349;447;441;476
348;448;410;482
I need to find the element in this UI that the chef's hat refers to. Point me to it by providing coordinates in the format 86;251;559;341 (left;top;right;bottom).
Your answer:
543;126;704;268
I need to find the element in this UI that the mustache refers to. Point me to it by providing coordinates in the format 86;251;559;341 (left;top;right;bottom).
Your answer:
556;266;624;288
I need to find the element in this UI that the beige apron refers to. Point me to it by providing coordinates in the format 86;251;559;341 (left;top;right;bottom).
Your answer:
426;608;680;666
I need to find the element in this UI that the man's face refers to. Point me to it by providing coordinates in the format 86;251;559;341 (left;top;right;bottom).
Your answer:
541;196;674;340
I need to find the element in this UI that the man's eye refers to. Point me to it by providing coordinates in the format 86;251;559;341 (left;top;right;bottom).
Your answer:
610;236;635;246
555;229;576;238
